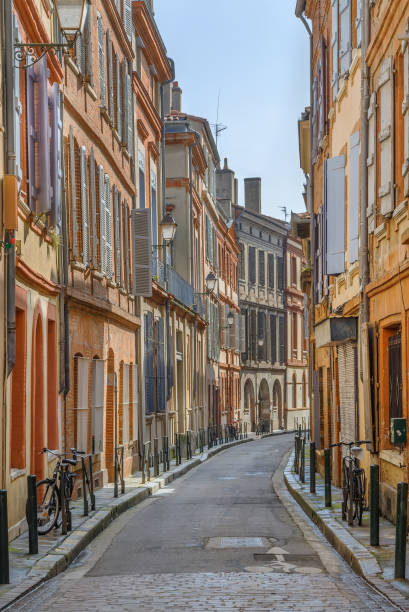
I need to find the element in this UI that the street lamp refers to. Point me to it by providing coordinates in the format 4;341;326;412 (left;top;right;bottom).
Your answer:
159;213;177;243
227;311;234;327
15;0;88;68
205;272;217;294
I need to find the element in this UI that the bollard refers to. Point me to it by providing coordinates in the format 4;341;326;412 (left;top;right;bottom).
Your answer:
154;438;159;476
0;490;9;584
309;442;316;493
27;475;38;554
81;457;89;516
395;481;408;580
370;464;379;547
300;437;305;483
324;448;331;507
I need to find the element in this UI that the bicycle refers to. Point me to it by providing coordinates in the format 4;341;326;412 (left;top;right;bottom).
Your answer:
330;440;370;526
31;447;85;535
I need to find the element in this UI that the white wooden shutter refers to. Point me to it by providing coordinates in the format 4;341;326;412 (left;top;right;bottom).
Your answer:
107;31;114;122
85;11;93;87
90;148;97;267
98;165;106;274
91;359;104;453
367;92;377;233
402;24;409;197
69;127;78;257
122;363;130;444
76;357;89;453
131;208;152;296
325;155;345;275
116;54;122;136
105;175;113;279
127;74;133;155
378;57;394;216
131;363;138;441
80;146;90;265
97;14;106;108
113;185;120;283
331;0;339;100
349;132;360;263
355;0;362;48
123;201;130;291
339;0;351;76
122;60;128;146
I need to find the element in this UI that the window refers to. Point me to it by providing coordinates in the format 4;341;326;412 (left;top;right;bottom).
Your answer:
270;314;276;364
259;251;265;286
291;257;297;286
388;332;402;419
292;312;298;354
292;374;297;409
277;256;284;290
130;363;138;441
302;373;307;406
268;254;275;289
248;247;256;284
75;356;89;453
92;358;104;453
138;149;145;208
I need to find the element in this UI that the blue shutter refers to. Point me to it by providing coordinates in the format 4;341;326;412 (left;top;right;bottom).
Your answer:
167;330;174;399
349;132;360;263
26;65;37;210
339;0;351;76
13;16;22;185
325;155;345;275
36;56;51;213
144;312;155;414
50;83;62;228
331;0;339;100
156;319;166;412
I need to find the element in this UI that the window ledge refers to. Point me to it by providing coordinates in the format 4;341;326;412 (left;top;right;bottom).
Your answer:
65;56;80;77
71;260;87;272
392;199;408;226
100;106;111;124
92;270;105;280
107;279;117;288
10;468;26;481
85;83;97;101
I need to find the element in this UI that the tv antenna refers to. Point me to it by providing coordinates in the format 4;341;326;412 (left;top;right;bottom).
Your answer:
280;206;289;222
211;90;227;148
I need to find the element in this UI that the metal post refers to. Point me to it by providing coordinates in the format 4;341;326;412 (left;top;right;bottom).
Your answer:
324;448;331;507
89;455;95;511
114;448;119;498
60;468;67;535
154;438;159;476
121;446;125;494
300;436;305;483
395;481;408;580
370;464;379;546
26;476;38;555
0;490;10;584
309;442;316;493
81;457;88;516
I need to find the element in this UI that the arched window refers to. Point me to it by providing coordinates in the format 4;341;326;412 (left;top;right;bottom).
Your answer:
292;374;297;409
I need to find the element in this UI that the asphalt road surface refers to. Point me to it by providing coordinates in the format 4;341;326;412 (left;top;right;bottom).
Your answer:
10;434;398;611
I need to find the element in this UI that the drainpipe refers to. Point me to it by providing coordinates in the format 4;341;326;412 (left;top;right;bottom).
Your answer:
283;233;288;430
360;2;369;326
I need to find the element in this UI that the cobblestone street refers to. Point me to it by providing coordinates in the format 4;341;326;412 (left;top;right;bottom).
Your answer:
9;436;398;611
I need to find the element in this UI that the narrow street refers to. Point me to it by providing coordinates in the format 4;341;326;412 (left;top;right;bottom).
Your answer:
10;436;396;611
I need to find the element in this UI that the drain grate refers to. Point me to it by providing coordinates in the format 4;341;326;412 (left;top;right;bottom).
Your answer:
206;537;266;549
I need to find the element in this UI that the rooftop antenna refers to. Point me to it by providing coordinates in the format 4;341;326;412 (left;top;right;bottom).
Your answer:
211;90;227;148
280;206;289;222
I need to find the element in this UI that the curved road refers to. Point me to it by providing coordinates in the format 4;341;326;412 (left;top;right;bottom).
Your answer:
11;435;396;611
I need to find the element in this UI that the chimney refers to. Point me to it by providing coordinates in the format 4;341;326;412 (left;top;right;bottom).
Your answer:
244;178;261;214
234;178;238;205
163;82;172;115
216;157;235;202
171;81;182;112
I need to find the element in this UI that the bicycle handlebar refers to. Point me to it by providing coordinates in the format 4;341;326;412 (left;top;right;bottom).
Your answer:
70;448;86;455
329;440;371;448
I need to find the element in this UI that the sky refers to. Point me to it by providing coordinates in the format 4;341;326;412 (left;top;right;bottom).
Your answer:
154;0;310;221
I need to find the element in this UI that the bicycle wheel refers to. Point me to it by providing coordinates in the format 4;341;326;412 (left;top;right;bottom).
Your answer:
34;480;60;535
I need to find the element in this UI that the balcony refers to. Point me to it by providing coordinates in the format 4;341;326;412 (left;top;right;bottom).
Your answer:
154;258;195;311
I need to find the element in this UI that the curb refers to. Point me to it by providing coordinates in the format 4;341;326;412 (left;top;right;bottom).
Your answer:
283;452;409;611
0;437;253;610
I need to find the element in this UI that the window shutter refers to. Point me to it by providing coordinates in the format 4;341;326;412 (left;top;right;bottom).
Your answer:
85;11;93;86
268;253;275;288
156;319;166;413
50;83;62;228
339;0;352;76
127;75;133;155
279;317;285;364
250;310;257;361
349;132;360;263
318;38;327;144
97;14;106;108
13;17;22;185
36;56;51;213
123;0;132;41
91;359;104;453
75;33;85;74
131;363;138;441
80;147;90;265
89;148;97;267
258;250;265;286
367;92;377;233
104;175;113;278
144;312;155;414
248;247;256;284
98;165;106;274
331;0;339;100
123;201;130;291
277;256;284;289
257;311;265;361
355;0;362;48
167;331;174;398
122;60;128;146
26;65;37;210
213;228;218;269
206;217;211;259
76;357;89;453
107;31;114;122
402;26;409;198
235;312;240;352
378;57;394;216
131;208;152;296
324;155;345;274
121;363;130;444
69;127;78;257
312;76;318;161
116;54;122;136
270;314;277;363
240;311;247;355
113;186;121;283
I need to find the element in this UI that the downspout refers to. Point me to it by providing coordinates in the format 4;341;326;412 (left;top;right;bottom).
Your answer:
283;233;288;430
3;0;16;487
360;2;369;326
159;57;174;437
295;1;314;439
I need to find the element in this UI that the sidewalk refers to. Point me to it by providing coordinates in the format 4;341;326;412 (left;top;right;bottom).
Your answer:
284;446;409;611
0;436;253;610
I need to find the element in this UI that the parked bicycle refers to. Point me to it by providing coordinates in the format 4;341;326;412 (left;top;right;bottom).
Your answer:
30;447;85;535
330;440;370;526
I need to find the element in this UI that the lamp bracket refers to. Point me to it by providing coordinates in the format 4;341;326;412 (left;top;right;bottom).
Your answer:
14;41;74;69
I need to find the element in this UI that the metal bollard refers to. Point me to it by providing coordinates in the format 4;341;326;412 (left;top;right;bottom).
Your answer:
81;457;89;516
154;438;159;476
27;475;38;554
395;481;408;580
324;448;331;507
370;464;379;547
0;490;10;584
300;437;305;483
309;442;316;493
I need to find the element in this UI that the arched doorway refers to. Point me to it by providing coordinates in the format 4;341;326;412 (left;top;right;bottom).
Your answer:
273;380;283;428
244;379;255;430
31;309;45;479
259;379;270;430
